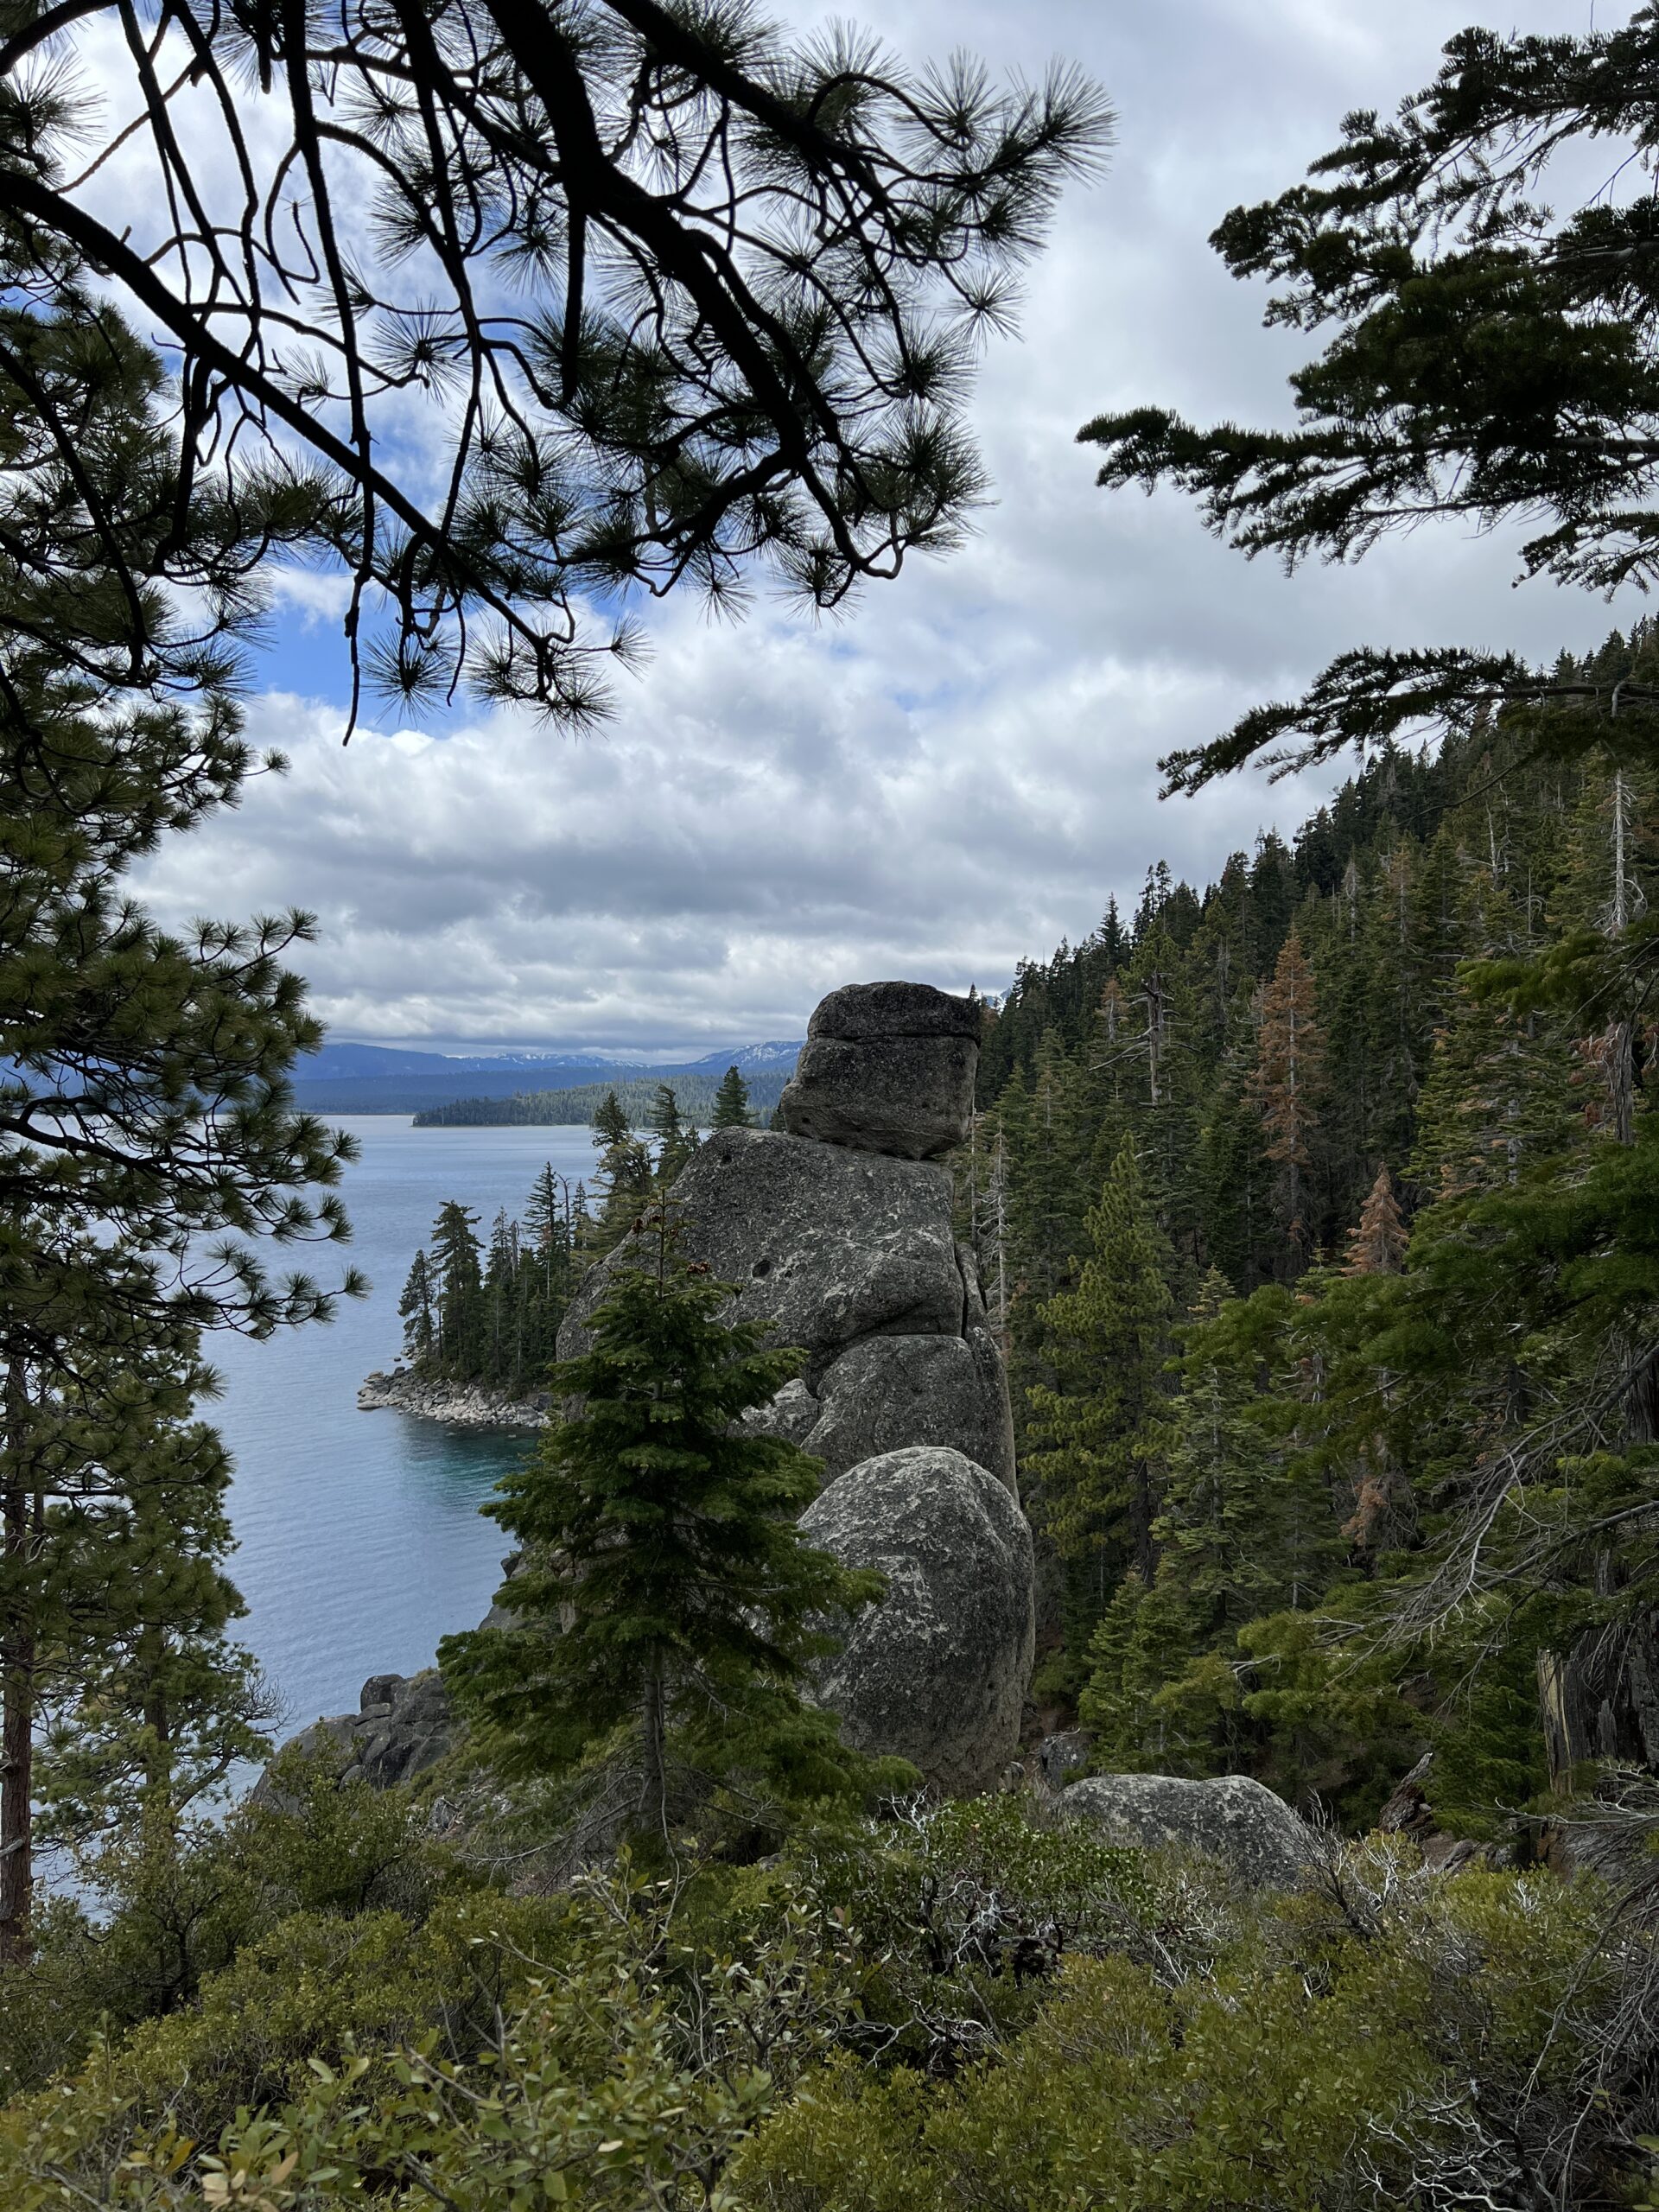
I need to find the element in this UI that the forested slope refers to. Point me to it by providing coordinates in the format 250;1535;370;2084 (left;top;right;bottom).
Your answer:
967;624;1659;1828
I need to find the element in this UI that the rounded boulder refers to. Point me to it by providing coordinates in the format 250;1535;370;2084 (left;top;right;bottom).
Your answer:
800;1444;1034;1796
1061;1772;1319;1888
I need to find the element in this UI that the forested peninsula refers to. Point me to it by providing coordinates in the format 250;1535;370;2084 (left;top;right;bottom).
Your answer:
411;1065;794;1128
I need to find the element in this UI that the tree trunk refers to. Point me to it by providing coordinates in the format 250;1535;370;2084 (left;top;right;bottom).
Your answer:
639;1662;666;1836
138;1619;177;1860
1130;1452;1158;1585
0;1359;35;1966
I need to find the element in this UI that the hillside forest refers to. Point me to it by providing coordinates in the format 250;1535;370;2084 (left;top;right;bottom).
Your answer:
396;664;1659;1837
969;645;1659;1834
14;2;1659;2207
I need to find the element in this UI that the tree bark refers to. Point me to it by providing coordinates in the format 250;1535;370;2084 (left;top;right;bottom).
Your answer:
0;1358;35;1966
639;1662;666;1837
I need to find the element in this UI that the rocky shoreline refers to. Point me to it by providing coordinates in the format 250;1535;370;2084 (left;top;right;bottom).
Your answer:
357;1366;548;1431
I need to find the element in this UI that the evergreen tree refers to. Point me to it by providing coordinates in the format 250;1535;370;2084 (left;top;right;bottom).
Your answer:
1343;1167;1408;1276
5;7;1105;730
1082;13;1659;789
1154;1273;1287;1636
523;1166;577;1295
0;293;359;1965
710;1066;757;1129
427;1204;483;1376
441;1219;907;1838
1024;1141;1174;1633
31;1354;273;1861
588;1096;655;1255
1249;929;1325;1271
397;1251;435;1365
647;1084;701;1182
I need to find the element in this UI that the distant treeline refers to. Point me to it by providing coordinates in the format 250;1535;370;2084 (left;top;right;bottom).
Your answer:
413;1068;792;1128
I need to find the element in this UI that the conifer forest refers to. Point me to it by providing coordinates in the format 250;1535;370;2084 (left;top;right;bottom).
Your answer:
13;3;1659;2208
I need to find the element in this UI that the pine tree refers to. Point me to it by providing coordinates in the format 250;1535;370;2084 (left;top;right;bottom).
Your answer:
398;1250;435;1366
440;1218;906;1837
0;297;361;1962
1249;929;1325;1272
593;1090;632;1150
428;1203;483;1376
588;1096;655;1255
1024;1140;1174;1630
31;1356;274;1860
1343;1167;1407;1276
1154;1271;1287;1634
710;1065;757;1129
647;1084;701;1182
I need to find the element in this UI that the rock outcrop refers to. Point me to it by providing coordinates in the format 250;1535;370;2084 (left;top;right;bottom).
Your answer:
359;1367;548;1431
1061;1772;1319;1888
560;1126;965;1369
798;1329;1015;1491
264;1669;459;1796
558;1118;1017;1497
800;1446;1033;1797
776;980;981;1160
295;978;1031;1812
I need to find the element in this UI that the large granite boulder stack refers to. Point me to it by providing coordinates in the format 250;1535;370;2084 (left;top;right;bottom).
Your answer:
559;1122;1016;1495
800;1446;1033;1797
1061;1772;1319;1888
776;980;982;1160
555;979;1029;1797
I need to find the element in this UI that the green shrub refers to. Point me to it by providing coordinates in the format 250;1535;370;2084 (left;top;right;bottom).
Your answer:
779;1795;1223;2069
2;1799;1652;2209
0;1746;460;2101
734;1847;1649;2211
0;1859;860;2208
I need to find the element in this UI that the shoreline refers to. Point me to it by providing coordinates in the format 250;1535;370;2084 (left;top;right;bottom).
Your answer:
357;1366;548;1431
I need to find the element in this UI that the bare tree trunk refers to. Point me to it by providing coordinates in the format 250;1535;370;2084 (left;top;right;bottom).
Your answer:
639;1662;666;1838
0;1359;35;1966
1131;1454;1157;1585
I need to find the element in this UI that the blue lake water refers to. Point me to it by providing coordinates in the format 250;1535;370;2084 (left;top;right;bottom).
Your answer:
208;1118;601;1735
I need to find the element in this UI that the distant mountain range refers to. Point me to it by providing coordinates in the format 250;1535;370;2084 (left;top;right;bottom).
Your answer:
290;1039;805;1115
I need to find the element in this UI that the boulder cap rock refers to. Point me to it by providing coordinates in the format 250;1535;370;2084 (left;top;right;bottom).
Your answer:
800;1443;1034;1797
809;980;983;1045
776;1033;976;1160
1061;1770;1319;1889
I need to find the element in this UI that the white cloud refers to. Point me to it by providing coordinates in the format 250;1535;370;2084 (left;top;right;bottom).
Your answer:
131;0;1647;1055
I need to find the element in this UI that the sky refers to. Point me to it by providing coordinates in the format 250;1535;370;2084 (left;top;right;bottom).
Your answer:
129;0;1639;1061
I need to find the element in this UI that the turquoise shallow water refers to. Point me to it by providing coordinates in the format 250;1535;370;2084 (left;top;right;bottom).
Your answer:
207;1117;600;1736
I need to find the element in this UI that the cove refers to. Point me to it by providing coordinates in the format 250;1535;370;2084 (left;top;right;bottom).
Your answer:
209;1116;599;1736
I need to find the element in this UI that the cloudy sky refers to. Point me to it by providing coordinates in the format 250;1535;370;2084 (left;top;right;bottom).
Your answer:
131;0;1635;1059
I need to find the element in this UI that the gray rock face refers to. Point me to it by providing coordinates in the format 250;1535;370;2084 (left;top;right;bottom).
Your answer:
807;981;984;1045
803;1331;1016;1492
558;1127;963;1369
778;1035;977;1160
559;1127;1017;1501
1061;1772;1319;1888
800;1446;1034;1797
1035;1729;1092;1793
263;1670;458;1797
776;980;981;1160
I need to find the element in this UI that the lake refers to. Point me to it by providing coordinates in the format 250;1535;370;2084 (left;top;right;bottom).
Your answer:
209;1116;601;1737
